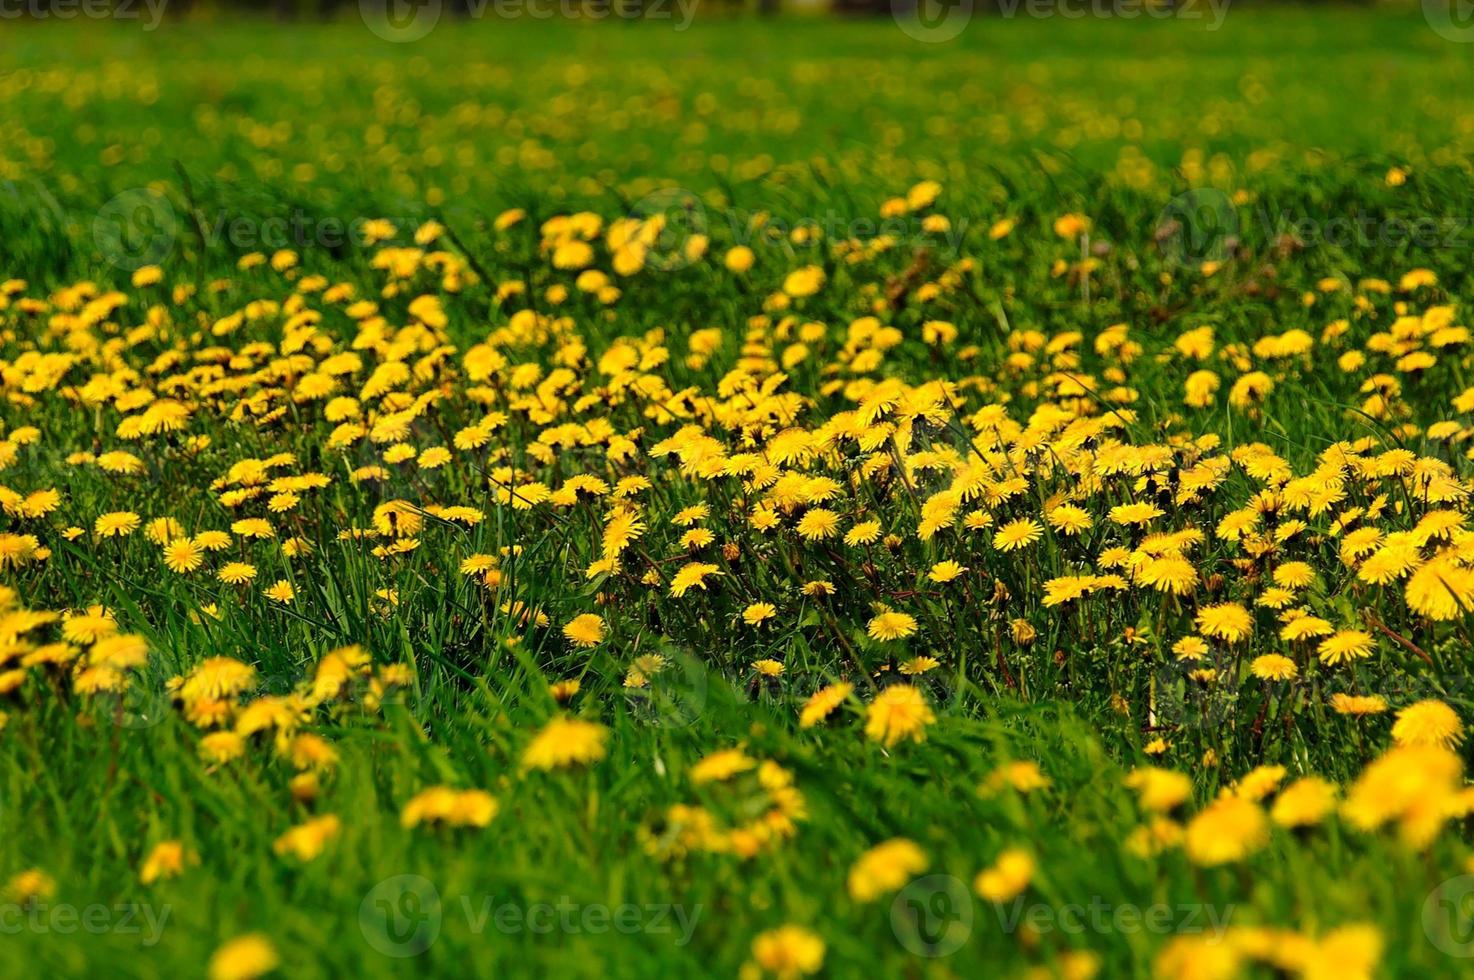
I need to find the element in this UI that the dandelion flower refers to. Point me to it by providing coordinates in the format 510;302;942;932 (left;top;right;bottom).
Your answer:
1184;796;1268;866
928;560;966;583
743;602;777;626
1317;629;1374;665
974;848;1034;903
562;613;606;648
866;610;918;641
95;511;141;538
993;518;1043;552
208;935;279;980
864;685;934;746
750;925;824;978
522;716;609;770
163;539;205;574
1196;603;1253;642
218;562;257;585
799;682;853;728
847;838;927;902
1391;699;1463;748
1250;654;1297;681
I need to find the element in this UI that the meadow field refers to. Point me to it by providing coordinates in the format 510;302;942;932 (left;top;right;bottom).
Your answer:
5;8;1474;977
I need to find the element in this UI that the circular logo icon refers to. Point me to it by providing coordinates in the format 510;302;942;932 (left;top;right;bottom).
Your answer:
1150;661;1236;733
1424;874;1474;957
360;0;443;43
892;0;974;44
625;649;708;729
625;187;708;273
94;189;177;271
360;874;441;957
891;874;973;958
108;670;173;730
1156;188;1238;268
1425;0;1474;43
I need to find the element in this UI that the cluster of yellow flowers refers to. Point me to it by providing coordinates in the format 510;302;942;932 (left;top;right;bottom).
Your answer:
2;185;1473;977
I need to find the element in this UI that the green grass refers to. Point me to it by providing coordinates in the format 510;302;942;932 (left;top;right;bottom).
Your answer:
4;9;1474;979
